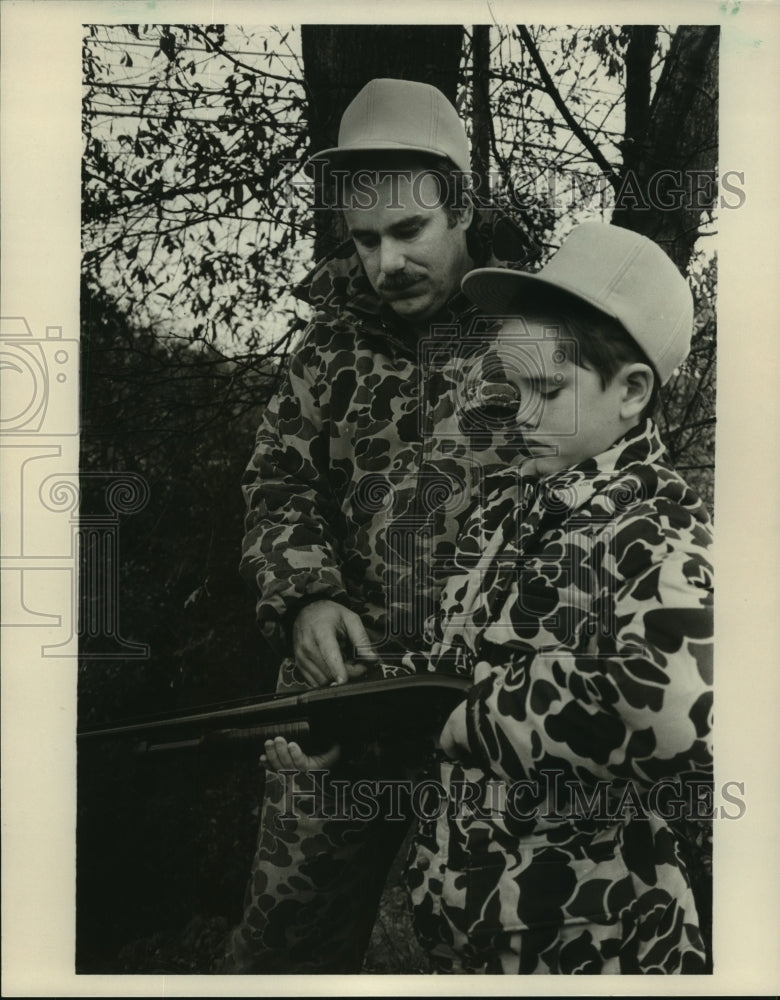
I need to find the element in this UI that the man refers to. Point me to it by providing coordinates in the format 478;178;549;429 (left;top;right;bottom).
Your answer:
225;77;529;973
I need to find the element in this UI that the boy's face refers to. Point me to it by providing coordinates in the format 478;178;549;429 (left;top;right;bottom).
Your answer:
501;315;628;476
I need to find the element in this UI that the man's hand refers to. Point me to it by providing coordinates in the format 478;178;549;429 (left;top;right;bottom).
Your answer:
261;735;341;772
292;600;379;687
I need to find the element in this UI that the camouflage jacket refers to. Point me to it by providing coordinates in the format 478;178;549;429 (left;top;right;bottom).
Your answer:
240;217;530;675
407;420;713;972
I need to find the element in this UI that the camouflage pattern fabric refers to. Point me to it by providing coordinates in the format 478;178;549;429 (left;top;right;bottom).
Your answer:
239;216;529;672
226;217;532;973
225;766;415;973
405;419;714;973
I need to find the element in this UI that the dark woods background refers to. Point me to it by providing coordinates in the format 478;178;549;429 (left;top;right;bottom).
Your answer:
78;23;718;973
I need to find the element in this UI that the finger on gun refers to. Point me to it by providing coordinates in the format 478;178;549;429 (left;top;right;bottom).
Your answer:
272;735;297;769
344;659;368;679
344;617;379;662
262;738;282;771
299;655;331;688
315;631;348;685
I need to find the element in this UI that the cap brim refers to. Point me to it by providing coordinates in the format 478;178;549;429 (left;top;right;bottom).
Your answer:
461;267;623;326
305;143;469;177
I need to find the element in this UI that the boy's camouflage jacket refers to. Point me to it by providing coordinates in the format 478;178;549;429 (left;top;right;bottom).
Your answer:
240;217;530;675
407;419;714;973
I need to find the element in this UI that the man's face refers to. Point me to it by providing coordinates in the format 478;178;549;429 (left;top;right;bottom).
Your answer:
342;168;473;323
501;315;627;476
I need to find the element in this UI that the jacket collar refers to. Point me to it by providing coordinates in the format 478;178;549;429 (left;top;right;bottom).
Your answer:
525;420;670;519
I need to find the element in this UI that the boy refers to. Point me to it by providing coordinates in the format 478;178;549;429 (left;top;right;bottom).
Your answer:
405;222;714;974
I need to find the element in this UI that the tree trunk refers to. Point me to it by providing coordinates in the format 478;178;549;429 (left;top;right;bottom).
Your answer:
301;25;465;258
471;25;491;198
612;25;719;272
620;26;657;180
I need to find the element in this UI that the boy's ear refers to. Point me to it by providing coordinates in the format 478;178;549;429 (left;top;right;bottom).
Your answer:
618;363;655;419
455;196;474;231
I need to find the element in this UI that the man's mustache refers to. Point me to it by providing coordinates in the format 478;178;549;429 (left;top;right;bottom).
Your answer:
379;272;421;292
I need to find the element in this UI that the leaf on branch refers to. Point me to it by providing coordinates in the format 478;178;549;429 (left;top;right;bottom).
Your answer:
120;51;134;68
160;32;177;62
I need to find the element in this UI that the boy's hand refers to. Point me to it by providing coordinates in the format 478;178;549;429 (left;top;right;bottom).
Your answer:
439;661;493;759
292;600;378;687
260;735;341;772
438;702;470;759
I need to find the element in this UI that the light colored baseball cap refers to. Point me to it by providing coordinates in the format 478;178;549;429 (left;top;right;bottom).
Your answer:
461;222;694;384
305;77;471;176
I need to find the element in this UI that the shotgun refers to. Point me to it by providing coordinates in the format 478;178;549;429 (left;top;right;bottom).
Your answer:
78;673;471;757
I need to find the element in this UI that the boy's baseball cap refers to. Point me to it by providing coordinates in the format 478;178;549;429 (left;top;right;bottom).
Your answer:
461;223;694;384
305;77;471;175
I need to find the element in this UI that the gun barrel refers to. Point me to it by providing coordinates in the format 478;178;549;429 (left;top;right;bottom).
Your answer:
79;674;471;754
